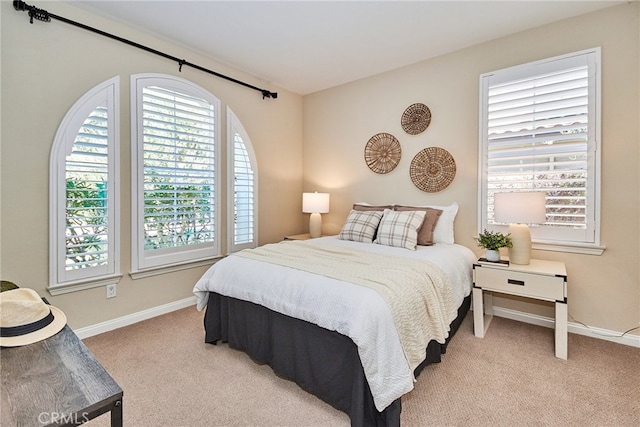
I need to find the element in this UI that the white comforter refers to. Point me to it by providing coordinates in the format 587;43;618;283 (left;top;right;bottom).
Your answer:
193;236;476;411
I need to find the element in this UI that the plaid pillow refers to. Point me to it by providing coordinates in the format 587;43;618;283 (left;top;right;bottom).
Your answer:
375;209;426;250
338;210;384;243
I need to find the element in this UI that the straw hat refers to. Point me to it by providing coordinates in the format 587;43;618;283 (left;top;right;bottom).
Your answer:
0;288;67;347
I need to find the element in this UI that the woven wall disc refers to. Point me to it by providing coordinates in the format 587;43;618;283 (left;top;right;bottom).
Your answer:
401;103;431;135
410;147;456;192
364;132;401;174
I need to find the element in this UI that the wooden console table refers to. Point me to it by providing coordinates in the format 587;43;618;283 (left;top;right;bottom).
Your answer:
1;324;123;426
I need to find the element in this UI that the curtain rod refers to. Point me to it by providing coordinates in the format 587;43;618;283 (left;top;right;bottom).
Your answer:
12;0;278;99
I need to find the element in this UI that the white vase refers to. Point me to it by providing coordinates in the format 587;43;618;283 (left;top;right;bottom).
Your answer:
485;249;500;262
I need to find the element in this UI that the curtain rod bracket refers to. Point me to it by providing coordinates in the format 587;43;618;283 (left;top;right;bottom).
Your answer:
13;0;278;100
262;90;278;99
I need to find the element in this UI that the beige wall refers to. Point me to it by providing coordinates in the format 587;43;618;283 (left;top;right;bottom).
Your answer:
0;1;304;329
1;2;638;339
304;3;640;336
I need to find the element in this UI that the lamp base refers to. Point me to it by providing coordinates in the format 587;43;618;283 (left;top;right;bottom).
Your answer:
309;213;322;238
508;223;532;265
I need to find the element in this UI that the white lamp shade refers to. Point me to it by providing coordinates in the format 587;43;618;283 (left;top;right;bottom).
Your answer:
302;192;330;214
494;191;546;265
302;192;329;238
494;192;546;224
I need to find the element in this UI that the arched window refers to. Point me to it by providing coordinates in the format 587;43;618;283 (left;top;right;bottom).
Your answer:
131;74;220;273
227;107;258;252
49;77;120;292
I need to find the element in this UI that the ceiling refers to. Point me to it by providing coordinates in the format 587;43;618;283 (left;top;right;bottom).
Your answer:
69;1;625;95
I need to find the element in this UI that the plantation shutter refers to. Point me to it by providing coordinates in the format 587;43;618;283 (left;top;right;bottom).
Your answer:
232;132;254;245
141;86;216;251
480;49;599;244
65;107;110;271
228;108;258;253
50;76;120;291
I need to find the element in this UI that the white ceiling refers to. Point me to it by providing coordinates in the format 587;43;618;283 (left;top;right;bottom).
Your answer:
69;1;624;95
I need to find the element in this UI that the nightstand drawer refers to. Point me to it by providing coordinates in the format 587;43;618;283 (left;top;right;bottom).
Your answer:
474;266;565;302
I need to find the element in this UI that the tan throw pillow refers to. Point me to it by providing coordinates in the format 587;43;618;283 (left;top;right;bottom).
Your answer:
396;203;458;244
338;210;384;243
353;203;394;211
394;206;443;246
374;209;426;250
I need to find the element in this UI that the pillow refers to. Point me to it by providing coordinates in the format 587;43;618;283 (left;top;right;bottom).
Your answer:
338;210;384;243
395;202;458;244
374;209;426;250
353;203;394;211
394;206;443;246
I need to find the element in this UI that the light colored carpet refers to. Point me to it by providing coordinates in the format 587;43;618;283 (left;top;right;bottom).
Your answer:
83;306;639;426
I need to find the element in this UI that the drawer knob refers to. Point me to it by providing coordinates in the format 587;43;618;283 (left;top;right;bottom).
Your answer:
508;279;525;286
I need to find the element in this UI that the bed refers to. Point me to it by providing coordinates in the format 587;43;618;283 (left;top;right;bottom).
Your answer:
193;204;476;426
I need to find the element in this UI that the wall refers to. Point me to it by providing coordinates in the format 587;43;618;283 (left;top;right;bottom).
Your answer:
303;3;640;337
0;1;304;329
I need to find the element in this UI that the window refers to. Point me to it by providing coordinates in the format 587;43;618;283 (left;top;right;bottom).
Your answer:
227;108;258;253
479;48;602;253
49;77;120;292
131;74;220;272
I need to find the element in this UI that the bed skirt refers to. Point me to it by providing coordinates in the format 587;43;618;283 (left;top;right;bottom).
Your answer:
204;292;471;427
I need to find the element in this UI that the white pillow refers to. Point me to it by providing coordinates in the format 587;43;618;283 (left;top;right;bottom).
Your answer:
338;210;384;243
428;202;458;244
374;209;426;250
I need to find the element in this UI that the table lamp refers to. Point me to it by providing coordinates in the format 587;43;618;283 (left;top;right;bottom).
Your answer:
494;191;546;265
302;192;330;238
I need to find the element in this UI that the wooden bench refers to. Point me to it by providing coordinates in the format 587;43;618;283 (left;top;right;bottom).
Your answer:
1;324;122;426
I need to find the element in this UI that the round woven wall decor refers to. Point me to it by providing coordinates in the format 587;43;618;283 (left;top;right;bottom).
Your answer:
410;147;456;192
401;103;431;135
364;132;401;174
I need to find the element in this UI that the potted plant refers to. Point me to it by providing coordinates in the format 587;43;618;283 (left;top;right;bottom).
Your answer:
476;229;512;262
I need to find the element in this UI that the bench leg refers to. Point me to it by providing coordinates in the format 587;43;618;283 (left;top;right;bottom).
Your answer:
111;399;122;427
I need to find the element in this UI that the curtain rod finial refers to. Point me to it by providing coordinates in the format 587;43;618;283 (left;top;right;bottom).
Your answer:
14;0;51;23
13;0;27;11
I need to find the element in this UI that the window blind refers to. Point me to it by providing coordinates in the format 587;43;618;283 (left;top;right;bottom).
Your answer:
141;86;216;251
486;65;589;230
65;106;109;270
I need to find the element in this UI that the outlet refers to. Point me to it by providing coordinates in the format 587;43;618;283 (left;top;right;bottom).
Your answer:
106;284;117;299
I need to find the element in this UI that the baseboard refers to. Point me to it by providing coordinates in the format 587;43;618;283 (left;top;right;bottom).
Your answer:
474;305;640;348
74;296;639;348
74;296;197;340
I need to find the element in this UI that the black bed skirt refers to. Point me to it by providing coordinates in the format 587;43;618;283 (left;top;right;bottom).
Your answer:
204;292;471;427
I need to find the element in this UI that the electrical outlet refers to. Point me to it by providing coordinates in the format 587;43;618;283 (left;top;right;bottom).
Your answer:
106;284;116;299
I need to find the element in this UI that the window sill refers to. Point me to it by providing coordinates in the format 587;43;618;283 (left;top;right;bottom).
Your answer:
532;241;606;256
129;257;223;280
48;274;123;296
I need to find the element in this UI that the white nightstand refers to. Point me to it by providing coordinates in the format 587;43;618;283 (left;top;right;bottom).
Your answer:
472;258;568;359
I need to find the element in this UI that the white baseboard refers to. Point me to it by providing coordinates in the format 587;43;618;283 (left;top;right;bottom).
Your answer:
74;296;197;340
477;305;640;348
74;296;639;348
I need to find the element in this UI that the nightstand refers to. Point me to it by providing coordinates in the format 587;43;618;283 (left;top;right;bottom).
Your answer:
472;259;568;359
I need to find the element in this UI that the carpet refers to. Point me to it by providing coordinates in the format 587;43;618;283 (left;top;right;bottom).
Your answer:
82;306;640;426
